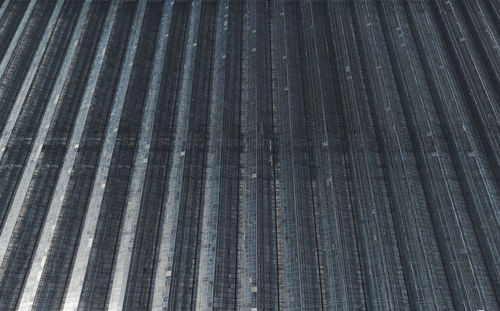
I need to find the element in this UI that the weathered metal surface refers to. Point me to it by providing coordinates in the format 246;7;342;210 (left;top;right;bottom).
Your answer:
0;0;498;310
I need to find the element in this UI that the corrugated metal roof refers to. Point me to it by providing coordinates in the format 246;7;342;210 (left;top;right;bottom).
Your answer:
0;0;499;310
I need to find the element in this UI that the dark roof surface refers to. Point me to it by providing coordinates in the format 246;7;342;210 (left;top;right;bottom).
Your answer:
0;0;499;310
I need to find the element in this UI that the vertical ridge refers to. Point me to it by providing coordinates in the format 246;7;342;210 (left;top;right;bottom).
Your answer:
0;0;37;87
0;0;61;234
0;0;28;63
430;0;500;185
13;1;95;308
76;1;160;309
106;1;175;309
33;0;125;307
0;0;12;23
454;0;500;98
377;0;496;309
299;1;364;309
330;1;409;309
0;0;62;160
0;1;85;309
61;1;146;308
197;0;242;309
122;2;190;309
149;0;202;307
195;1;229;307
270;0;323;309
405;1;500;307
168;1;217;308
15;2;119;308
238;0;279;310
